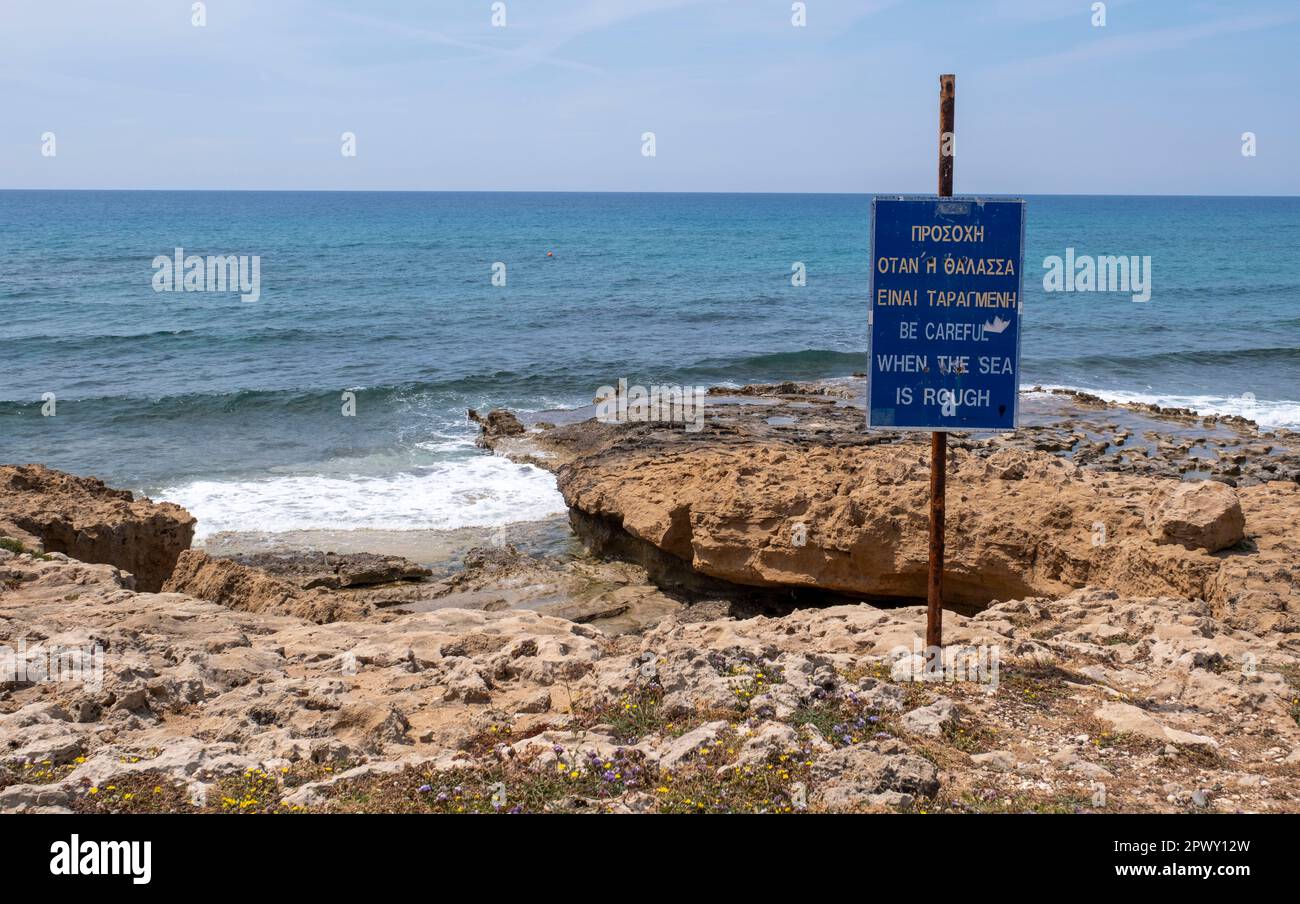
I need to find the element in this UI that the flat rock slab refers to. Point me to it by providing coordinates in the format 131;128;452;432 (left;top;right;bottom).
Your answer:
224;550;433;589
473;382;1300;631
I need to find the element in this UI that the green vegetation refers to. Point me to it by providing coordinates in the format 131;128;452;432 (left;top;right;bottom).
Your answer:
0;537;50;560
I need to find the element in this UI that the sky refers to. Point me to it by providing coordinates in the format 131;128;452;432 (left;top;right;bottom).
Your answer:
2;0;1297;195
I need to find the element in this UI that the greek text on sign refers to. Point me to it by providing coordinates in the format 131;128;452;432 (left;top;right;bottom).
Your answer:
868;196;1026;430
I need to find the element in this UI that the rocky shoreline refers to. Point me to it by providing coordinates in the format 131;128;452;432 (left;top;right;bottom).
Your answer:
2;380;1298;813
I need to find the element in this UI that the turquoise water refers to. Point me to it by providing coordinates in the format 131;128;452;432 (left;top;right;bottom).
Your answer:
1;191;1296;534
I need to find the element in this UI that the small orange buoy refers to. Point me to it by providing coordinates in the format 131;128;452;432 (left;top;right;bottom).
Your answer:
546;251;554;258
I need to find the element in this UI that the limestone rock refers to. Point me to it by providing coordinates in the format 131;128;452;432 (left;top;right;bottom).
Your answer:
0;464;194;591
224;550;432;590
658;721;730;769
330;703;411;750
901;697;956;738
516;689;552;714
1093;702;1218;751
809;739;940;809
473;389;1297;630
551;442;1268;608
970;750;1015;771
2;481;1299;814
731;721;799;767
1146;481;1245;552
163;550;371;623
467;408;525;444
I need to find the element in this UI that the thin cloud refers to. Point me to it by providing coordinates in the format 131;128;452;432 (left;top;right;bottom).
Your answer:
326;10;604;75
989;0;1143;24
326;0;728;77
982;10;1298;76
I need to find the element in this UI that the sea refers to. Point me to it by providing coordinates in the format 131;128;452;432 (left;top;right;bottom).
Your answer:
2;191;1297;543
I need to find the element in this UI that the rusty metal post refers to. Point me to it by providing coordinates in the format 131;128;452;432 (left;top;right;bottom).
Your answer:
927;431;946;649
928;74;955;650
938;75;955;198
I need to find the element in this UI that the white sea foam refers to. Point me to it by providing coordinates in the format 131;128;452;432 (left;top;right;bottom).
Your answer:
1025;384;1300;430
161;456;566;540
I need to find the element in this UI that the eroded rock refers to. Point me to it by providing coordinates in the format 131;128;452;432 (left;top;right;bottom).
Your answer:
163;550;372;623
0;464;194;591
809;739;940;810
1146;481;1246;552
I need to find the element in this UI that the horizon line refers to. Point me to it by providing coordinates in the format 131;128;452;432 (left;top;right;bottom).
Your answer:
2;188;1298;199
